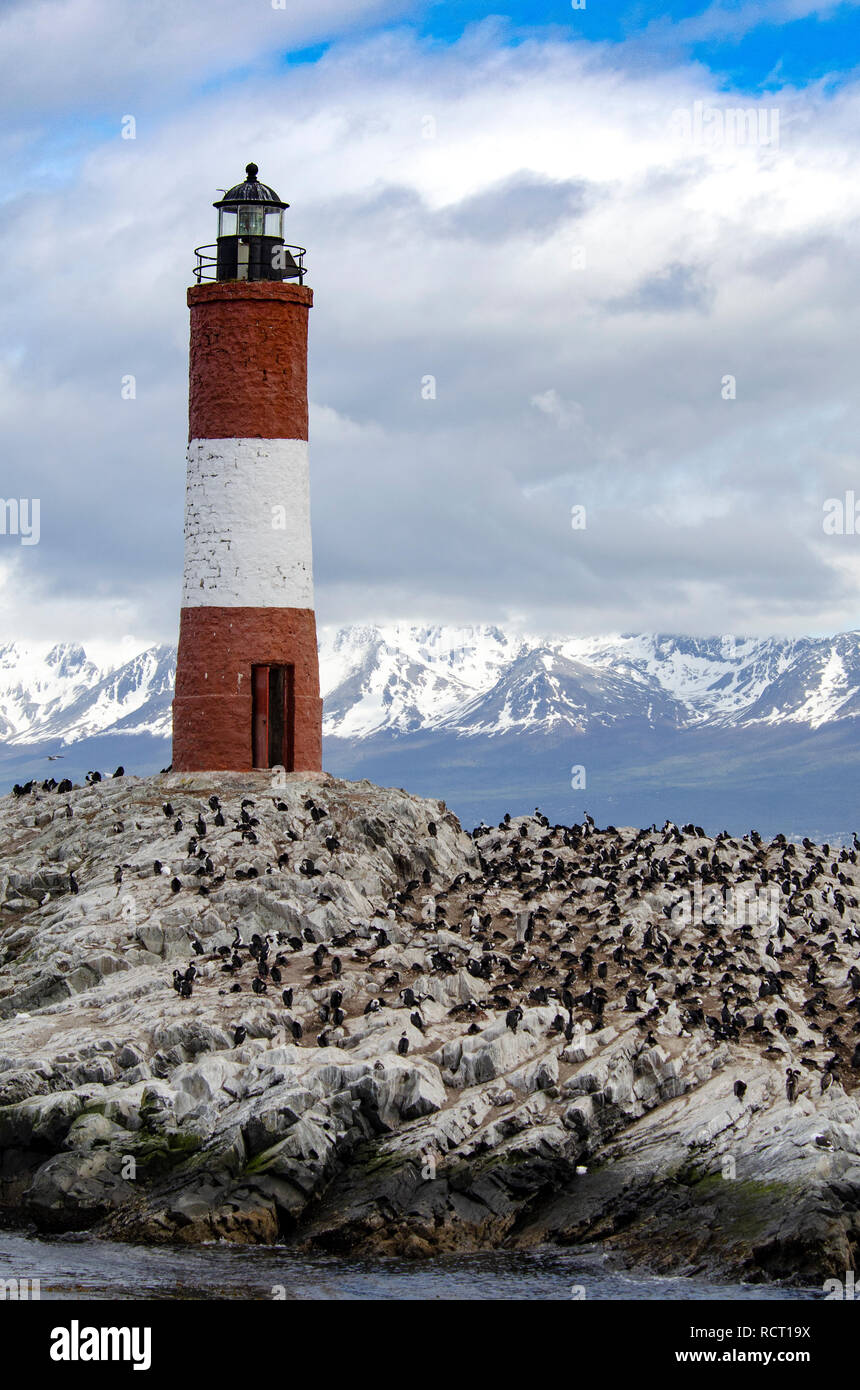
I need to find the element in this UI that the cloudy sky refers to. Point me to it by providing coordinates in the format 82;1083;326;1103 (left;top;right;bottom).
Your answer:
1;0;859;654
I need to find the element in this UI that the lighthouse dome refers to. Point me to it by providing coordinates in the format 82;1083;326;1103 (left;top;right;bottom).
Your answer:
214;164;289;211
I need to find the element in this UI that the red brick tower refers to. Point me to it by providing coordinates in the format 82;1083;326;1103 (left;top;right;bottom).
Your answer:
172;165;322;772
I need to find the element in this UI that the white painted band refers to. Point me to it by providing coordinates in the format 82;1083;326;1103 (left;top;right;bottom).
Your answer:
182;437;314;609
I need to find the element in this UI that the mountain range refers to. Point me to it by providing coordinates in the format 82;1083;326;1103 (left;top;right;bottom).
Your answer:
0;625;857;838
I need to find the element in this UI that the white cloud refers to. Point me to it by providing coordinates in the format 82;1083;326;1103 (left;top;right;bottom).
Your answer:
0;0;411;116
0;16;859;643
530;390;584;430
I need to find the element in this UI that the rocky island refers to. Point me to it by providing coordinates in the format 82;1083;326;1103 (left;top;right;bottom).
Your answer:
0;771;858;1286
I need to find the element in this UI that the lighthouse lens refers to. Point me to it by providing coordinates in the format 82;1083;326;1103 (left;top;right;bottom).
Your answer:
238;206;265;236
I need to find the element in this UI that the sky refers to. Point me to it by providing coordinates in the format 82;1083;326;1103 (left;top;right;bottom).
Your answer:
0;0;859;653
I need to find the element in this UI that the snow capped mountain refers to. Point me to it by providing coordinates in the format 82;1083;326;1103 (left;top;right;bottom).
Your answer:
318;624;529;737
550;633;859;729
0;642;176;747
0;642;101;741
732;633;860;728
0;626;856;756
318;625;860;738
432;647;686;735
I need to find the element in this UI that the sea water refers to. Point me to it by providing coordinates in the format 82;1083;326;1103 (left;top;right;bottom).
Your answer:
0;1230;822;1301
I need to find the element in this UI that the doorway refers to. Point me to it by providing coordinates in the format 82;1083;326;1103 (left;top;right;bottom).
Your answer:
251;664;295;770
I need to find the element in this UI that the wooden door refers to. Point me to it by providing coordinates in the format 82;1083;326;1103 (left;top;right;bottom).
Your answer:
252;664;295;770
251;665;269;768
282;664;295;772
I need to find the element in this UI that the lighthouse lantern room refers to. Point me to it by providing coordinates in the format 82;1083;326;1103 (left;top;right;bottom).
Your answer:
193;162;305;284
172;165;322;774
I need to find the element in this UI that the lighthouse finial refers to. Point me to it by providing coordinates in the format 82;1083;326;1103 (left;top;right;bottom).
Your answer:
245;162;259;181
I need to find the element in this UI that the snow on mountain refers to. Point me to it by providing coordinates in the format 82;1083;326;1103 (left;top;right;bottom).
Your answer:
554;634;790;722
0;642;176;748
432;647;685;735
318;624;527;737
317;625;860;738
0;642;104;741
0;626;856;752
733;633;860;728
42;646;178;741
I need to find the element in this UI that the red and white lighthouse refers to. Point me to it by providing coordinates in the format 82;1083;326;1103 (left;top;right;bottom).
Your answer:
172;164;322;772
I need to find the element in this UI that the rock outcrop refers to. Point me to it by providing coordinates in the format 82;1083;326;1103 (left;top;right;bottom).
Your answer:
0;771;858;1284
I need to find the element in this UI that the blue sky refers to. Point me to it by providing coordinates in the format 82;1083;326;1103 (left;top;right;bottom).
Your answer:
287;0;860;90
11;2;860;194
0;0;858;649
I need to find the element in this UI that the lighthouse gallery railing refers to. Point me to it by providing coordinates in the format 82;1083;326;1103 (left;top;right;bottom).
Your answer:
193;244;308;285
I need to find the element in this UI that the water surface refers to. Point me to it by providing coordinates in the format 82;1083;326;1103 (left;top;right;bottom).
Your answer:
0;1231;822;1300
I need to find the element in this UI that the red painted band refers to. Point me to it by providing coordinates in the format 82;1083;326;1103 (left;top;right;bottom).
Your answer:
187;282;313;443
172;605;322;772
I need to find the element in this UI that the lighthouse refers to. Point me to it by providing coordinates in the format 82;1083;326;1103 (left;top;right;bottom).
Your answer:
172;164;322;773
